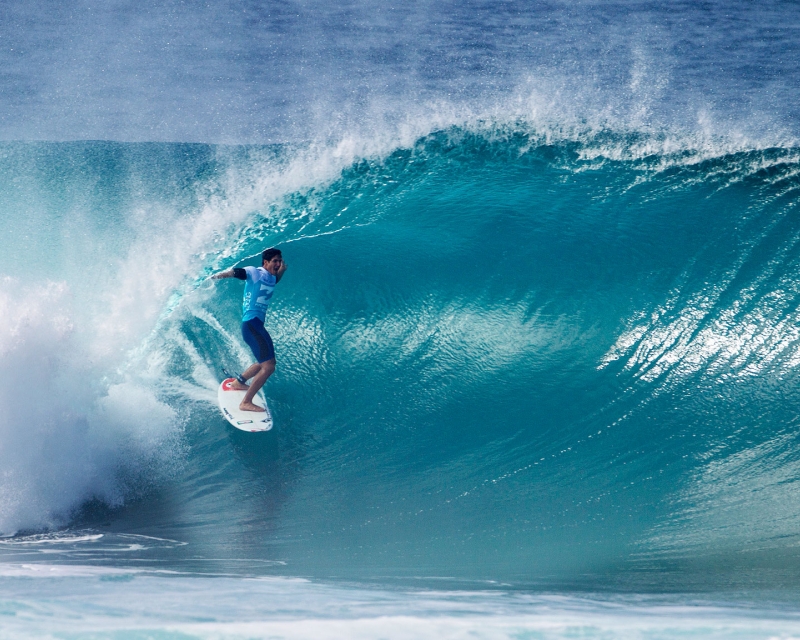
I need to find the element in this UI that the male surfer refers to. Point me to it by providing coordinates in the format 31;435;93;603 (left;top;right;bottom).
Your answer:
211;248;287;412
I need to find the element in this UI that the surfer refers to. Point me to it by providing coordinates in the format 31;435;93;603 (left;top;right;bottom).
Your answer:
211;248;287;412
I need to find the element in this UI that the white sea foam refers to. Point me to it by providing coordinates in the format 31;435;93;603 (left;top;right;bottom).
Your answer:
0;570;797;640
0;277;183;534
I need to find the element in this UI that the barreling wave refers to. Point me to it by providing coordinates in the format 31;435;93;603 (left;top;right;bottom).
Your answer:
1;124;800;586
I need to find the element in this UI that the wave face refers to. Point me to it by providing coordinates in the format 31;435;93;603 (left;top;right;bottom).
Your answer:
2;130;800;590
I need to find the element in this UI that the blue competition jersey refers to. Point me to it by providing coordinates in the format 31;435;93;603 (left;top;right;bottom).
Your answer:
241;266;277;322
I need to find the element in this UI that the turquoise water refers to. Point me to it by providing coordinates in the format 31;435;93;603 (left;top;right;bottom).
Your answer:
2;0;800;636
2;131;800;632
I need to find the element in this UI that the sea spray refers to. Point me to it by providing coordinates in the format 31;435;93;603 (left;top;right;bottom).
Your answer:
0;277;182;533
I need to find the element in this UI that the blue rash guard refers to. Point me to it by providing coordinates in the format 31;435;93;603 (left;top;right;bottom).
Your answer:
238;266;277;322
234;266;277;362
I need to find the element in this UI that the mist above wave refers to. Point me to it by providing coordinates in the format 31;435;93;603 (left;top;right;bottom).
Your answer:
0;0;797;146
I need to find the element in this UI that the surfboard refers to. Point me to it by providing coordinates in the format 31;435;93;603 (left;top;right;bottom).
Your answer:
217;378;273;432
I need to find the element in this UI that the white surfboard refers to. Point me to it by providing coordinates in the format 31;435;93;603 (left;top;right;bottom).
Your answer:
217;378;273;432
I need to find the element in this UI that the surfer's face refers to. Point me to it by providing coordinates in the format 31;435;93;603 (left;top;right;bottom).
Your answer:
263;255;283;275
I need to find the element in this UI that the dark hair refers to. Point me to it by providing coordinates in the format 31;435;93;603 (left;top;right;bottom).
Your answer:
262;247;282;263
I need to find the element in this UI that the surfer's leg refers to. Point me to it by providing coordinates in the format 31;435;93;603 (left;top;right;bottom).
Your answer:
241;359;275;411
239;319;276;412
228;362;261;390
241;363;261;380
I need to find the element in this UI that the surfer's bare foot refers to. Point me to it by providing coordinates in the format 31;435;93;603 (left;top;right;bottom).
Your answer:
239;401;266;412
230;380;249;391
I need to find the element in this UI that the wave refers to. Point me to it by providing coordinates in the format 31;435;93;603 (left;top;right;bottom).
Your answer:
1;125;800;585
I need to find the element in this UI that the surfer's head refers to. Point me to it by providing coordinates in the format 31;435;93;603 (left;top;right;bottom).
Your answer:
262;247;282;264
262;247;283;274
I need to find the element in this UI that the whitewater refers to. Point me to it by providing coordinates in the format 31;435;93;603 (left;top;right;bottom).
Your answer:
1;0;800;637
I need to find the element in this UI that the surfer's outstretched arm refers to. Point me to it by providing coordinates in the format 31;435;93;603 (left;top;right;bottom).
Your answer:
211;268;246;280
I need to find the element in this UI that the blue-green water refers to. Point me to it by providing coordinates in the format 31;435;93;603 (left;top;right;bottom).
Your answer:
3;129;800;585
2;0;800;636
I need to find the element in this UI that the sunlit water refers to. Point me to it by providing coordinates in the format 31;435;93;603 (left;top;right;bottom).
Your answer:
1;1;800;637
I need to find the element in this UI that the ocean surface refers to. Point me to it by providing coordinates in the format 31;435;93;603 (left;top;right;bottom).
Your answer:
2;0;800;637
